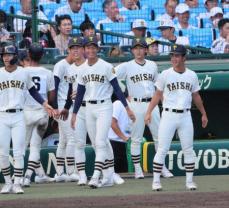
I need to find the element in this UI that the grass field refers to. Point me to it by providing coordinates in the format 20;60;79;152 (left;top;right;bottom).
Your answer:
0;175;229;208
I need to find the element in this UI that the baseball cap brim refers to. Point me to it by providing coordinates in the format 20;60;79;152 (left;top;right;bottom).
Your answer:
131;43;148;49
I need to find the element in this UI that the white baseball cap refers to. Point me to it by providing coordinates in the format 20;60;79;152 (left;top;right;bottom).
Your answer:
210;7;223;17
157;19;175;29
132;19;147;29
175;3;189;14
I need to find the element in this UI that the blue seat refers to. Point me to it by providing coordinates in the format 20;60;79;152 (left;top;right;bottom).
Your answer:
181;28;213;48
40;2;63;20
87;11;106;25
82;2;103;12
120;8;153;21
101;22;131;45
201;18;212;28
147;29;161;39
141;0;166;7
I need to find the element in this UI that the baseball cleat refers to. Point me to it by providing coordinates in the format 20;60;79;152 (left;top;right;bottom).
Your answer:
98;176;114;188
0;183;13;194
186;182;197;191
152;181;162;191
35;175;55;184
66;173;79;182
54;174;68;182
12;184;24;194
77;175;87;186
161;167;174;178
22;176;31;187
88;177;99;189
135;166;144;179
113;173;125;185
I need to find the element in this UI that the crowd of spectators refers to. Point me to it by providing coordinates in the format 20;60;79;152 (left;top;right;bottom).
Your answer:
1;0;229;56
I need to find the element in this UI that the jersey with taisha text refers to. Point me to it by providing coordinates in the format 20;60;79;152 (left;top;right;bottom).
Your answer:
77;59;116;101
53;59;71;107
155;67;200;109
24;66;55;109
0;66;34;111
115;59;158;98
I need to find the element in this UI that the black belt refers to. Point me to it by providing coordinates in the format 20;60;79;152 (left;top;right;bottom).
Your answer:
133;98;151;102
81;101;86;107
87;100;105;104
164;108;189;113
5;109;23;113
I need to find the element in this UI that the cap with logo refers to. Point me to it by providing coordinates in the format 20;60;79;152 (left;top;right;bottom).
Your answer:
131;38;148;48
68;37;84;48
83;35;98;47
170;44;187;55
132;19;147;29
157;19;175;29
210;7;223;17
175;3;189;14
146;37;159;46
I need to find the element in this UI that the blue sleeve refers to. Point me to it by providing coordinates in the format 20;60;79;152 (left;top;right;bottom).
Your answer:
28;86;45;105
110;78;128;107
73;84;86;114
53;76;60;109
64;83;73;110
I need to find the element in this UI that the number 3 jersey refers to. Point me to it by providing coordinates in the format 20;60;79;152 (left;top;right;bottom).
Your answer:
24;66;55;110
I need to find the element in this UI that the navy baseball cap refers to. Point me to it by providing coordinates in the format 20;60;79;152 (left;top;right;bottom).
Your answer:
83;35;98;47
68;37;84;48
170;44;187;55
131;38;148;49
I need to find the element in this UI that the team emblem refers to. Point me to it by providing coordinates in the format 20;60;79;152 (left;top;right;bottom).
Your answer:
112;68;116;74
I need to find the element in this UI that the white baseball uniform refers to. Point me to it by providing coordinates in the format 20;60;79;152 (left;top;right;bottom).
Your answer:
77;58;116;180
53;59;76;176
0;66;34;185
153;67;200;183
68;62;87;180
24;66;55;178
115;59;160;173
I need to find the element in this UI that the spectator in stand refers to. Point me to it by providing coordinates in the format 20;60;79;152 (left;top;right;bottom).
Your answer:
221;0;229;8
119;19;147;47
0;10;10;42
146;38;159;56
210;7;224;28
53;0;84;20
185;0;199;8
223;42;229;53
119;0;139;12
211;18;229;53
174;3;197;30
14;0;49;33
157;19;190;55
109;46;124;57
96;0;125;30
198;0;218;19
79;14;95;37
54;15;73;55
156;0;178;21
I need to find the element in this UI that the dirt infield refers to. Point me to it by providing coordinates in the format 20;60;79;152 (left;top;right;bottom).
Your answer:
1;192;229;208
0;175;229;208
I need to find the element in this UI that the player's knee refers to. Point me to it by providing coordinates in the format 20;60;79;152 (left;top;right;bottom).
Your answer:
76;141;85;149
183;148;195;162
29;147;40;161
131;138;141;146
156;147;169;158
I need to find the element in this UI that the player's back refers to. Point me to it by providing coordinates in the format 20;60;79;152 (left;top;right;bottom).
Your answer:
24;66;54;110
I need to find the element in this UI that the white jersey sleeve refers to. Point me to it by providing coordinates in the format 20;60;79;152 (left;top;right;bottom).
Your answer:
115;62;128;79
154;71;166;91
26;70;35;90
107;64;116;81
47;71;55;92
191;73;200;93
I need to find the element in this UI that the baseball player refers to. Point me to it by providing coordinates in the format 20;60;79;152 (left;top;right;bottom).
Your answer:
145;44;208;191
64;37;88;185
115;38;173;179
53;38;80;182
0;43;54;194
71;35;136;189
22;43;55;187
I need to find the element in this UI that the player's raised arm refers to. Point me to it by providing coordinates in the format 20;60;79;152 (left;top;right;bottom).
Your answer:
145;90;163;125
192;92;208;128
110;78;136;122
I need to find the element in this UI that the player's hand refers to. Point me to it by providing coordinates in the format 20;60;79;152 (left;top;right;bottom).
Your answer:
144;113;151;125
43;101;57;117
126;107;136;122
71;90;76;100
202;114;208;128
59;108;69;121
71;113;76;130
